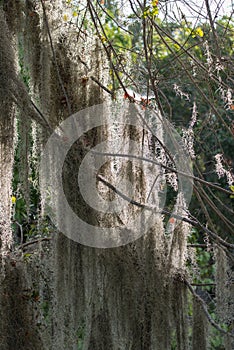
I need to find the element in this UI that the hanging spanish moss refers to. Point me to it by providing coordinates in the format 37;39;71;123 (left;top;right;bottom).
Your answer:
192;296;208;350
23;0;42;91
215;247;232;322
2;0;23;33
0;1;195;348
215;246;234;349
0;6;16;255
0;0;232;349
17;115;31;215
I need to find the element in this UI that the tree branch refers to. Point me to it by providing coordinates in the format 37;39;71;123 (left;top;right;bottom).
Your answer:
97;174;234;250
185;279;234;338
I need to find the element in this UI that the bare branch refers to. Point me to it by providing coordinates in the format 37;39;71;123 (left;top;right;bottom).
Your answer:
185;279;234;338
93;149;234;196
97;174;234;250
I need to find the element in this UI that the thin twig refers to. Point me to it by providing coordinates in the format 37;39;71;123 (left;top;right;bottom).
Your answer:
185;279;234;338
9;87;52;132
191;283;215;286
19;237;52;250
90;76;114;96
149;18;233;137
87;0;133;97
188;244;208;248
189;212;234;249
97;2;134;36
205;0;221;58
93;150;234;196
97;174;234;250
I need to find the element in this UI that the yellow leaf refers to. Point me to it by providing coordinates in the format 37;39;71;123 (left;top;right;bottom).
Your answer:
143;8;150;18
151;7;159;16
229;185;234;198
100;35;107;43
151;0;158;6
195;27;204;38
11;196;16;204
63;14;69;22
